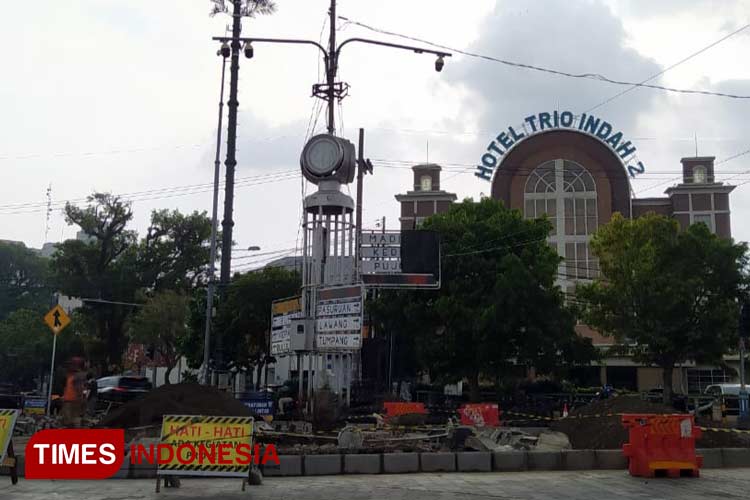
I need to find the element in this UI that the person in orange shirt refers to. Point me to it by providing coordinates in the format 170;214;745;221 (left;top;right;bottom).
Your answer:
61;357;86;427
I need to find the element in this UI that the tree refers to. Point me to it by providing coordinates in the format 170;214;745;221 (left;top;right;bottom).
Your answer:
213;266;300;388
128;291;190;385
210;0;276;17
0;241;53;320
137;209;213;292
577;213;749;403
51;193;138;371
0;308;84;390
371;198;597;401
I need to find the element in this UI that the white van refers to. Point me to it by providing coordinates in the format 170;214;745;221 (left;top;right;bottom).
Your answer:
704;384;742;396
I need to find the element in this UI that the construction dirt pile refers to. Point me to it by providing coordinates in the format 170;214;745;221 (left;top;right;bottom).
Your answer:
100;383;251;429
551;395;750;449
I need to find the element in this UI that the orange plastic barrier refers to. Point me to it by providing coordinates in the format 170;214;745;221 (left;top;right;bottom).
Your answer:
383;402;428;418
459;403;501;427
621;414;703;478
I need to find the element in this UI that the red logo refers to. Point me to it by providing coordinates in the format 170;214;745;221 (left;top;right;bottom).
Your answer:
25;429;125;479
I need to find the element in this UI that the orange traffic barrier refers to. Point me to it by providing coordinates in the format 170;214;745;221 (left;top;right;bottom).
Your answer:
621;414;703;478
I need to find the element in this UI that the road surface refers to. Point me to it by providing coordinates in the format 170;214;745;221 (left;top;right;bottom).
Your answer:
4;470;749;499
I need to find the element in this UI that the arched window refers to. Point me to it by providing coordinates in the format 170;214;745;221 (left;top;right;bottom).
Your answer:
524;160;598;282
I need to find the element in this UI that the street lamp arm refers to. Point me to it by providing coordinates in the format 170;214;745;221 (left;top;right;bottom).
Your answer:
211;36;329;67
335;37;451;61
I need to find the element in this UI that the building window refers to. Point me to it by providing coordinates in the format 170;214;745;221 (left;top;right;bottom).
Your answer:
420;175;432;192
692;213;714;232
692;165;707;184
524;159;598;283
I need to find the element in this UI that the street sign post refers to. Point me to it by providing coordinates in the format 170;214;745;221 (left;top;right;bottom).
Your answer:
316;285;363;351
43;304;71;416
270;297;302;356
359;229;440;289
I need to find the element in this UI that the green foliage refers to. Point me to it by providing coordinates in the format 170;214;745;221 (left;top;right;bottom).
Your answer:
0;308;84;390
137;209;213;292
128;290;190;384
214;266;300;374
577;213;749;402
0;241;54;320
371;198;597;401
50;193;214;373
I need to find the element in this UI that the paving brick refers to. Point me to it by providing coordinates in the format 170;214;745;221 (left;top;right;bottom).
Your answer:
344;454;381;474
304;454;342;476
595;449;628;470
263;455;303;476
383;453;419;473
721;448;750;468
527;451;562;470
697;448;722;469
456;452;491;472
420;452;456;472
562;450;595;470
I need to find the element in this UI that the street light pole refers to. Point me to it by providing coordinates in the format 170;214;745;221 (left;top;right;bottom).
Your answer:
217;0;243;381
326;0;336;134
202;48;229;385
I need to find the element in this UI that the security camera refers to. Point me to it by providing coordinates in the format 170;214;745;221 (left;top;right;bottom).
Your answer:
220;42;230;58
435;56;445;72
244;42;254;59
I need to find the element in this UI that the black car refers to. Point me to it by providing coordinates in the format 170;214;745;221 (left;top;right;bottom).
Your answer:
97;376;152;403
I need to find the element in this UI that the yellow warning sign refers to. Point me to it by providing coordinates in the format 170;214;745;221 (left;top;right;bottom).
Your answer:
156;415;254;477
44;305;70;335
0;409;20;465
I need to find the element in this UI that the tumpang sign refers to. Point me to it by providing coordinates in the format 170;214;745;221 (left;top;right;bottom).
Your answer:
475;110;647;181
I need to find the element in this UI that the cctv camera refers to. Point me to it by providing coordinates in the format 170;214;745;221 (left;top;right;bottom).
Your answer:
220;42;230;58
244;42;254;59
435;56;444;72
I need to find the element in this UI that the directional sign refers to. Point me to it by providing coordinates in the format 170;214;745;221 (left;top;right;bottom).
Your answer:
43;305;70;335
362;232;400;246
362;260;402;274
361;246;400;259
270;297;301;356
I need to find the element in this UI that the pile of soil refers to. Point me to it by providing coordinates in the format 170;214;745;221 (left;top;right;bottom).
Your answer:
551;396;679;450
100;383;251;429
551;395;750;449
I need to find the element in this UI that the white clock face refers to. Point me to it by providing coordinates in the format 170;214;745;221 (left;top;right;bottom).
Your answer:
306;138;341;176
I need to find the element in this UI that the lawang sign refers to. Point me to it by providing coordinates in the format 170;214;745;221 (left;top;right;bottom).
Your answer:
316;285;363;351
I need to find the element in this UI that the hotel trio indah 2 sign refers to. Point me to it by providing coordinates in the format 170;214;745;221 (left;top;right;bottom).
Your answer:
475;110;647;181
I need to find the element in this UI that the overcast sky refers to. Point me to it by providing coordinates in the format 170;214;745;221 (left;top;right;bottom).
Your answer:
2;0;749;270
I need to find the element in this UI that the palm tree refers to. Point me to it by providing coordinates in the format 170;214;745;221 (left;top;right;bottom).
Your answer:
210;0;276;17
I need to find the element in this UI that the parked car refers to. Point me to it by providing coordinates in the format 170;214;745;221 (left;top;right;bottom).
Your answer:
97;376;152;403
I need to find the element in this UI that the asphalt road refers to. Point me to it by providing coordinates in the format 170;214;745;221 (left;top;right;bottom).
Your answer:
4;470;750;500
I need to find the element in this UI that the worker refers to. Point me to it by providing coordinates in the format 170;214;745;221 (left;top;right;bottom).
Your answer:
61;357;86;427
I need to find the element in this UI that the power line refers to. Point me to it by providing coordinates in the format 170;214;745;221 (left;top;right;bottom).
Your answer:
339;16;750;100
585;23;750;113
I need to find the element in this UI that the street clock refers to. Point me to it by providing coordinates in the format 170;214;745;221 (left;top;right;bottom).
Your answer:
300;134;356;184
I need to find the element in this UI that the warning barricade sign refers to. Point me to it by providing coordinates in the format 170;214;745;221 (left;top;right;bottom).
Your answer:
0;409;20;485
156;415;254;478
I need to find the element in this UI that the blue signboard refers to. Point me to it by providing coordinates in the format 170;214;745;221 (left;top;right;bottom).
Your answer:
23;397;47;415
242;398;274;417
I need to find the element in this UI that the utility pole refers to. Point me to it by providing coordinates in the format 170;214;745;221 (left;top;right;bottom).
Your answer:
217;0;242;380
326;0;337;134
203;47;229;385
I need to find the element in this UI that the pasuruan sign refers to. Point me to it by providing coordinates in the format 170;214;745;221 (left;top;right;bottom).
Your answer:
316;285;363;350
475;110;647;181
270;297;302;356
